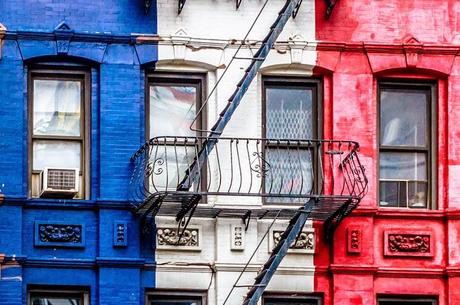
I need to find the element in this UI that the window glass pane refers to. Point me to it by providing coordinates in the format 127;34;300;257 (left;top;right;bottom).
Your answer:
379;301;435;305
408;181;428;208
151;301;198;305
266;86;313;139
264;299;318;305
265;148;313;203
33;140;81;171
150;85;197;137
379;152;427;208
149;145;197;191
379;181;401;207
33;79;81;137
31;296;81;305
380;152;427;180
380;88;428;147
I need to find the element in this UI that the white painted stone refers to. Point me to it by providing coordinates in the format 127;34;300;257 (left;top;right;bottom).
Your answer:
154;0;317;303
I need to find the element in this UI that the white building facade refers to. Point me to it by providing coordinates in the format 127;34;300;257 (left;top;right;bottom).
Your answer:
150;1;319;305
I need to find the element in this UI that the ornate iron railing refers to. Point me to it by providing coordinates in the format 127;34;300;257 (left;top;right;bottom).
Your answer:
129;136;368;206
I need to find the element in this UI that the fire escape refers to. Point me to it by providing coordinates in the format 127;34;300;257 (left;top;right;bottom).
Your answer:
131;1;366;305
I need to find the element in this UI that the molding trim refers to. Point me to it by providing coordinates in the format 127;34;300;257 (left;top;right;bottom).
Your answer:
155;226;201;251
347;226;362;255
269;228;315;254
384;230;433;257
34;221;85;248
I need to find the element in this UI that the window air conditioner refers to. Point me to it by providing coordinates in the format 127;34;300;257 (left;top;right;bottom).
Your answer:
40;167;79;198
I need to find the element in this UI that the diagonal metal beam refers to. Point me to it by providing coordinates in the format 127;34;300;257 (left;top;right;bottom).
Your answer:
241;199;315;305
178;0;187;14
178;0;302;191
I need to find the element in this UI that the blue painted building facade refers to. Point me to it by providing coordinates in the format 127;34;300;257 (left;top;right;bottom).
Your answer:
0;1;158;304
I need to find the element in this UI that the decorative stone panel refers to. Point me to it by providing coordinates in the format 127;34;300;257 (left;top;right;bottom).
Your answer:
155;226;201;251
384;230;433;257
269;228;315;254
113;221;128;247
231;225;245;251
34;221;85;248
347;226;362;254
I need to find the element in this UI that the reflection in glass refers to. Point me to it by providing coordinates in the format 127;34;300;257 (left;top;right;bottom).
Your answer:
150;85;197;137
380;152;426;180
379;152;427;208
33;141;81;171
266;87;313;139
265;148;313;203
33;80;81;137
380;88;428;147
31;296;81;305
150;145;198;191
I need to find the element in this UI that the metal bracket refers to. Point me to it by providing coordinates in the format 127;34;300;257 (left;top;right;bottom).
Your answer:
175;195;201;245
325;0;338;19
292;0;303;18
144;0;152;14
242;210;251;231
324;199;352;241
178;0;187;14
236;0;243;10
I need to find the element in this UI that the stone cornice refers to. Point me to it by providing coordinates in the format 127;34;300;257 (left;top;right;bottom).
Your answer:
322;264;456;278
137;34;317;51
316;40;460;55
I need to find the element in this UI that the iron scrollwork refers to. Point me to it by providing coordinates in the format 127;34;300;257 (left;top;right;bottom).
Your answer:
250;152;270;178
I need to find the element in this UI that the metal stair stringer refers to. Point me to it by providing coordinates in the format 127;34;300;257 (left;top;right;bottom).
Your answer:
178;0;303;191
242;198;316;305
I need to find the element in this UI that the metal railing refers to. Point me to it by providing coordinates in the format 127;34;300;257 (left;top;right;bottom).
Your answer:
129;136;368;206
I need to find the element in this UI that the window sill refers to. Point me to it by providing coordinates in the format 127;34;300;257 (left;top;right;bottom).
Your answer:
376;207;444;219
2;196;132;209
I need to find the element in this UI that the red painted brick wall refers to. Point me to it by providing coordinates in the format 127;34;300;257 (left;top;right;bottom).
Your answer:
313;1;460;304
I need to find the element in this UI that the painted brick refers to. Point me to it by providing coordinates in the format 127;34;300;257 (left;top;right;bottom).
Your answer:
0;1;157;304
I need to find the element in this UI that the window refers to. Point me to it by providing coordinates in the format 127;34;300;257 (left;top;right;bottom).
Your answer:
28;288;89;305
262;77;321;203
147;73;206;191
29;68;90;199
263;294;321;305
146;291;205;305
379;82;435;208
378;297;437;305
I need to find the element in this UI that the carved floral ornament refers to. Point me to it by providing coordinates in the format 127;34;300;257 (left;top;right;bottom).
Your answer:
39;224;82;243
384;230;433;258
156;227;200;251
271;229;315;254
34;222;85;248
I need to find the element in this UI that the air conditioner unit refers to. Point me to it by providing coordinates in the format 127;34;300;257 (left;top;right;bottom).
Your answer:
40;167;79;198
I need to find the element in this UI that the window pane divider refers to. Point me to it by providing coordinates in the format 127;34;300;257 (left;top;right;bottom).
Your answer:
32;135;83;141
380;146;429;151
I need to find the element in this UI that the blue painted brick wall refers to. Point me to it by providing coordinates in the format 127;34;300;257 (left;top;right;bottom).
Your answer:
0;0;156;34
0;0;157;304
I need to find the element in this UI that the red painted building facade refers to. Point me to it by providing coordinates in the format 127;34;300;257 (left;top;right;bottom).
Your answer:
312;1;460;304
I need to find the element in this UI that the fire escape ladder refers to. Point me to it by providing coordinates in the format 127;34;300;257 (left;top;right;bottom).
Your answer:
178;0;303;191
241;199;315;305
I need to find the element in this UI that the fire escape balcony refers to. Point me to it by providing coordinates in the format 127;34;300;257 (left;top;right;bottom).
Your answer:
129;136;368;232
